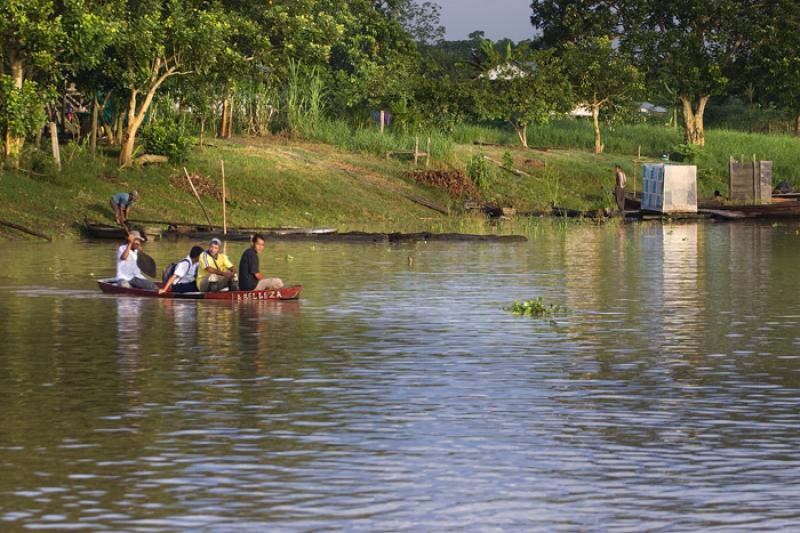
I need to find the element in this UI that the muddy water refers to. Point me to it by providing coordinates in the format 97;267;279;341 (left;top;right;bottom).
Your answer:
1;221;800;531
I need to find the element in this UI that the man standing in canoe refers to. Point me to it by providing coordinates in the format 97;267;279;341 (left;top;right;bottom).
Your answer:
110;190;139;224
159;246;204;295
116;231;157;290
197;238;238;292
239;234;284;291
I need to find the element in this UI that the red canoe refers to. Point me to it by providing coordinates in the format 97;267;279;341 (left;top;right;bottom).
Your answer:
97;278;302;301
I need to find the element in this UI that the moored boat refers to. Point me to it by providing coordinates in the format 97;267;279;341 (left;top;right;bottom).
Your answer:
97;278;302;301
85;220;145;241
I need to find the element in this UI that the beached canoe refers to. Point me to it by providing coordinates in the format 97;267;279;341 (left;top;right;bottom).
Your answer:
97;278;302;301
85;220;147;241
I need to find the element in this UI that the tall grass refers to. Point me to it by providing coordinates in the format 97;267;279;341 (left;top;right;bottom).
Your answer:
454;119;800;186
308;119;456;164
282;60;326;137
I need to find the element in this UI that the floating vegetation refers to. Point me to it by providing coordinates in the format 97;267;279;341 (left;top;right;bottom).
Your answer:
507;297;564;317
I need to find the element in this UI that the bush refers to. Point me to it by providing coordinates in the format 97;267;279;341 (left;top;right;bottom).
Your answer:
141;121;193;164
467;153;493;191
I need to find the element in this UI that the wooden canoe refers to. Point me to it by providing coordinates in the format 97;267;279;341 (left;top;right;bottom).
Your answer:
85;220;144;241
97;278;302;301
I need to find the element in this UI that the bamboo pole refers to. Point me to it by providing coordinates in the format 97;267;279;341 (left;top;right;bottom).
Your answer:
49;122;61;171
221;159;227;235
426;137;431;168
183;167;215;230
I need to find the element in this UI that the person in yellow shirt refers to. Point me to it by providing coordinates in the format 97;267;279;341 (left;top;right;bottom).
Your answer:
197;238;238;292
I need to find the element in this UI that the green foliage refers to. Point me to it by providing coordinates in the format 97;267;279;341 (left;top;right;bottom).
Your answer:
0;76;46;140
308;118;454;164
501;151;515;171
466;153;492;191
475;47;573;147
140;122;193;164
507;297;564;317
281;60;326;138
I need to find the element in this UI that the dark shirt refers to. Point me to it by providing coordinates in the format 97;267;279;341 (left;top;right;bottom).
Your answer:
239;248;260;291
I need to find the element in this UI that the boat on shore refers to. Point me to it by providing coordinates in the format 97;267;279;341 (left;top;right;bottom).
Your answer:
84;219;337;241
97;278;302;301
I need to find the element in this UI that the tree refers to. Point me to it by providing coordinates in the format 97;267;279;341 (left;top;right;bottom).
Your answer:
379;0;445;44
0;0;113;163
747;0;800;133
328;0;419;116
564;37;643;154
476;46;572;148
618;0;754;147
106;0;235;167
530;0;619;47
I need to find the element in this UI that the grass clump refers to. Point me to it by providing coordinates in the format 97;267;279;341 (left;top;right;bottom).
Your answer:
507;297;564;317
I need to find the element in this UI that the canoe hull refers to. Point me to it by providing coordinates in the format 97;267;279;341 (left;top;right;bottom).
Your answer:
96;279;302;301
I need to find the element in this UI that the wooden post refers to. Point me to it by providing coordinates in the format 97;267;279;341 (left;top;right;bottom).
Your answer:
221;159;227;235
380;110;385;134
414;136;419;166
219;98;229;138
183;167;215;230
90;93;99;157
753;153;758;203
426;137;431;168
49;122;61;171
226;96;234;139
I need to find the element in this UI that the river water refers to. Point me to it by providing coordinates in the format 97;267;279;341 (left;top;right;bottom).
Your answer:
1;221;800;531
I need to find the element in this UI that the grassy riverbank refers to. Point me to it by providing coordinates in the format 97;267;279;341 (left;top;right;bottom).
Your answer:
3;120;800;239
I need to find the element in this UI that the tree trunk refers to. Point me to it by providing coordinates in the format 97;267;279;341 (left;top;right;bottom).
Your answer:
592;103;604;155
119;66;176;166
90;93;99;157
680;95;709;146
3;60;26;163
795;112;800;136
114;112;125;146
219;98;229;138
513;123;528;148
226;96;234;139
199;115;206;147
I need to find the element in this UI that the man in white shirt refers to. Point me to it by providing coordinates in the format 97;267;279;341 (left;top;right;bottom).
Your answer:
116;231;157;290
160;246;204;294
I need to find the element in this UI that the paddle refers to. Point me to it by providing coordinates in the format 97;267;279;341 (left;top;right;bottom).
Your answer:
121;221;157;278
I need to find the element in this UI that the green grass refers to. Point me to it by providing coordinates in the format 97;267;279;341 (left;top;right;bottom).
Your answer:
0;137;458;237
454;119;800;188
308;119;456;165
4;118;800;237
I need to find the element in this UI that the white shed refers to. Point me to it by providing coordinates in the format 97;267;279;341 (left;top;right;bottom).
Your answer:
641;164;698;213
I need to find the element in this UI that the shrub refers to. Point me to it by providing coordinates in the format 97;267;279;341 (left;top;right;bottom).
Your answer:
466;153;493;191
501;151;515;171
141;121;193;164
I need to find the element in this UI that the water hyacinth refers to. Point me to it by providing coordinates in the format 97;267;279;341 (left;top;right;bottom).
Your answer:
507;297;563;317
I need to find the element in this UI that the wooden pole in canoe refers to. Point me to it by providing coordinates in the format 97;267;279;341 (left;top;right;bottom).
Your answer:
183;167;215;230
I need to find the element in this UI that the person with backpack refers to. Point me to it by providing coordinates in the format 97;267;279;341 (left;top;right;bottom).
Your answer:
159;246;204;294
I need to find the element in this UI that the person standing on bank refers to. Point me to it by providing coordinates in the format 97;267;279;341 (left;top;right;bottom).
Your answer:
197;238;237;292
614;164;627;211
110;190;140;224
239;234;284;291
116;231;157;290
